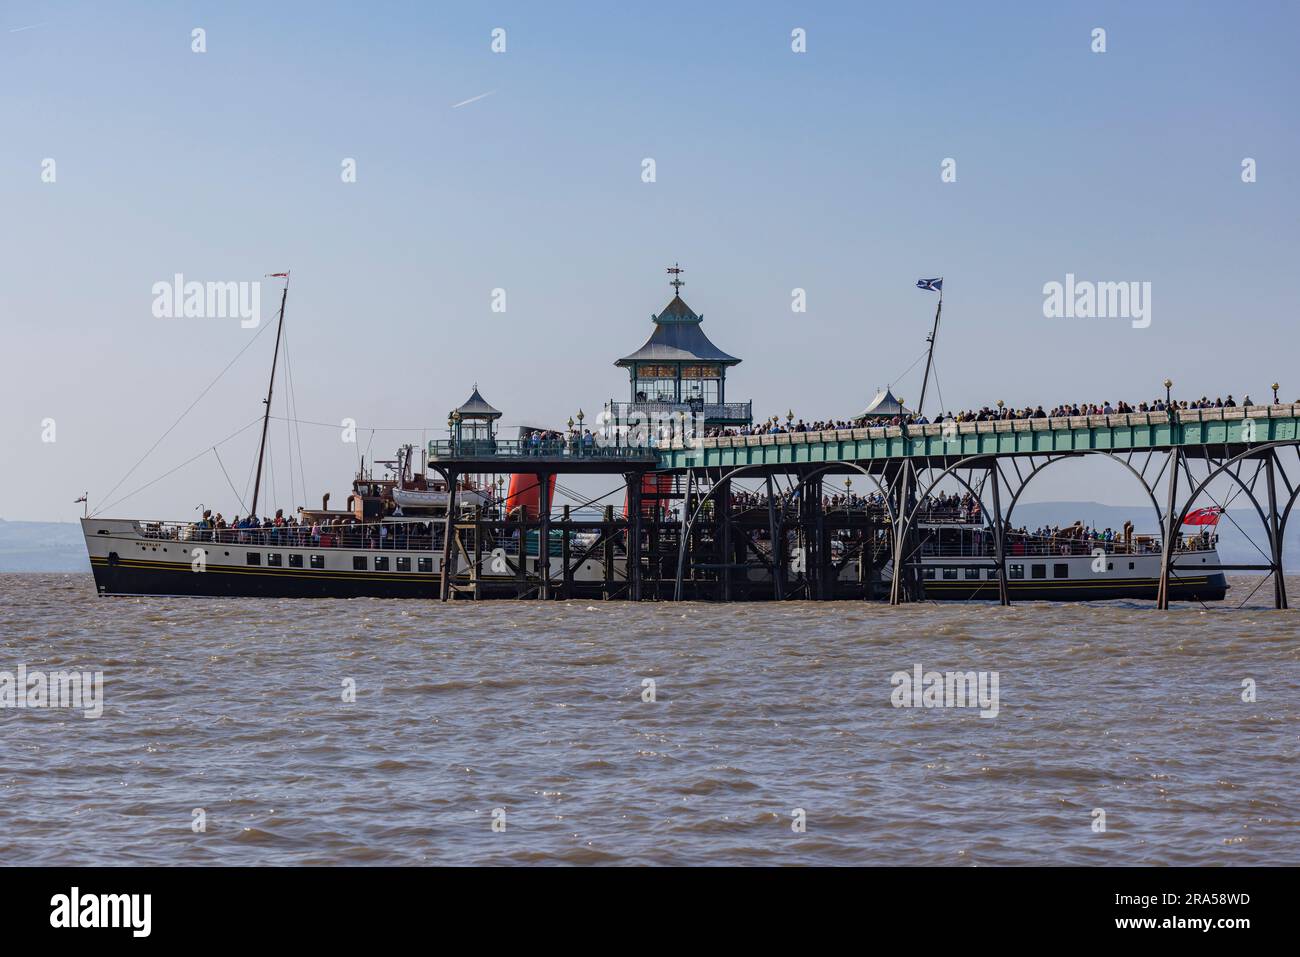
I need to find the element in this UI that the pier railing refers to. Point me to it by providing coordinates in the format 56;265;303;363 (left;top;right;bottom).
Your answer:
610;399;753;424
659;402;1300;467
427;438;657;461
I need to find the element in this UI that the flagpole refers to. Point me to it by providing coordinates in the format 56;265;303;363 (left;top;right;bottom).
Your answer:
916;278;943;419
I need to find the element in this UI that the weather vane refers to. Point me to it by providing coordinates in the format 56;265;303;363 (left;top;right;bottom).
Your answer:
667;262;685;295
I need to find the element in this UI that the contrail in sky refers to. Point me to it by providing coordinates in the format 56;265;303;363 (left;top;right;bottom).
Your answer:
9;22;51;32
452;91;495;109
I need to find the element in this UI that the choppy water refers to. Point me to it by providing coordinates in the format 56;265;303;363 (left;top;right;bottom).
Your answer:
1;573;1297;865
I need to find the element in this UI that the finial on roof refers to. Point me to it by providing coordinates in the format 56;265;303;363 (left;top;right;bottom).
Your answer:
667;262;685;295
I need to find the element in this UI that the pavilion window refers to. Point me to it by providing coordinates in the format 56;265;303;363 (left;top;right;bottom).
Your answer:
635;366;679;403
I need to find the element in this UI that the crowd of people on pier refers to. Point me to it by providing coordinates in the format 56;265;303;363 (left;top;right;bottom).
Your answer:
720;488;982;523
703;394;1263;438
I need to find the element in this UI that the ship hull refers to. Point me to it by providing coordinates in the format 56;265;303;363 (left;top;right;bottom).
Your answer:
88;554;443;599
83;519;1228;602
914;576;1228;602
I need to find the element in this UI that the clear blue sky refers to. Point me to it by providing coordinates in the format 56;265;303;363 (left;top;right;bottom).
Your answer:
3;1;1297;520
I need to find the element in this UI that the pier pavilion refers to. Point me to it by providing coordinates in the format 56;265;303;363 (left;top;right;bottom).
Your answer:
609;266;752;428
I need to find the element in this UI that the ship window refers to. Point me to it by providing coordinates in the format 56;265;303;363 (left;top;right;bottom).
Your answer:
374;556;389;571
396;557;411;572
246;552;261;566
1053;563;1068;579
289;554;303;568
267;553;282;566
1031;564;1046;579
988;566;999;578
965;567;981;580
418;557;433;573
1009;564;1024;579
1129;562;1135;570
942;567;958;580
310;554;325;569
922;567;936;580
353;556;368;570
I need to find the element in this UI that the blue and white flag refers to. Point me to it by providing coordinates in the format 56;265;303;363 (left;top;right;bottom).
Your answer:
916;278;943;292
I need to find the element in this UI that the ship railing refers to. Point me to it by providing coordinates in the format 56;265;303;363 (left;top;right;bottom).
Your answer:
137;518;447;551
919;534;1217;558
132;516;636;554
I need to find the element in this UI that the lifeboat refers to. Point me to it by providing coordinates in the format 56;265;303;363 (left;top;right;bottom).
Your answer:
391;486;489;511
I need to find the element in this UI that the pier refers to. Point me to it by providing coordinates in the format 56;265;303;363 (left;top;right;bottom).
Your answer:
423;269;1299;608
424;403;1300;608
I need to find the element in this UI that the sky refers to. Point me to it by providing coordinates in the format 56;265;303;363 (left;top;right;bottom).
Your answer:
2;0;1298;522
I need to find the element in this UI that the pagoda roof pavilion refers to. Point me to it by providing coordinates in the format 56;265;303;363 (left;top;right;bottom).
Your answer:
615;295;741;368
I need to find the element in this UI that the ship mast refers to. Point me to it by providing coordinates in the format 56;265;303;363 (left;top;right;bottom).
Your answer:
915;278;943;418
250;273;290;519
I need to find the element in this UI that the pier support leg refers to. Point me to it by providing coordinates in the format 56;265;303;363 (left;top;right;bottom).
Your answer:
814;479;828;600
1157;449;1181;610
718;476;732;602
539;472;552;600
1265;450;1288;610
989;463;1010;606
889;464;912;605
864;514;877;601
515;512;527;599
766;473;784;601
440;469;458;602
627;474;643;601
674;470;693;601
602;505;614;600
561;504;572;601
473;505;483;600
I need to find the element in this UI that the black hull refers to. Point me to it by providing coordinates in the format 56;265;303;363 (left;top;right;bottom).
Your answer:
918;575;1229;602
91;556;442;599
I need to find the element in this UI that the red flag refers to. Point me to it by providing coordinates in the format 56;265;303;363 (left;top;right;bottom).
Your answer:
1183;506;1221;526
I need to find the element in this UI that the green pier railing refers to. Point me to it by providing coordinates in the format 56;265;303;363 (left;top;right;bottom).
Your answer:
654;404;1300;470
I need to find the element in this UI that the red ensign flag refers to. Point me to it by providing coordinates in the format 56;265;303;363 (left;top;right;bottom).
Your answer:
1183;507;1222;526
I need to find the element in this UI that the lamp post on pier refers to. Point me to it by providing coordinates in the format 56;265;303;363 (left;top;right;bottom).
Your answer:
1164;378;1173;408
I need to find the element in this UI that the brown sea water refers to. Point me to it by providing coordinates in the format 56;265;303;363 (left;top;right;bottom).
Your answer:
1;573;1297;866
